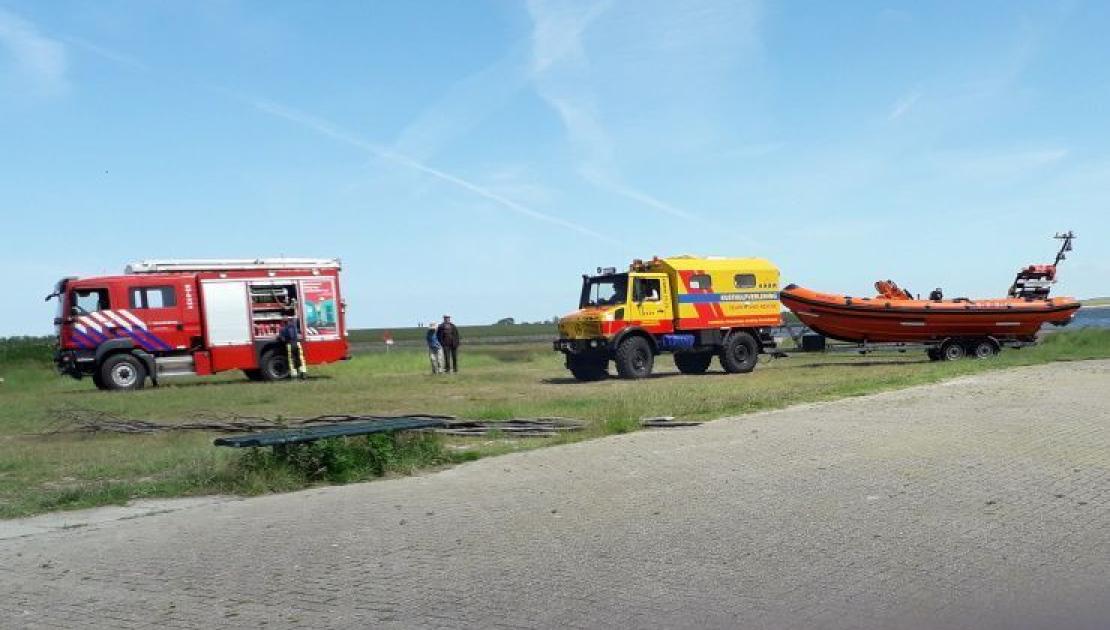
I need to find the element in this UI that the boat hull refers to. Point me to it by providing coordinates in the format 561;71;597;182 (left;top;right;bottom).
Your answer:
780;286;1080;343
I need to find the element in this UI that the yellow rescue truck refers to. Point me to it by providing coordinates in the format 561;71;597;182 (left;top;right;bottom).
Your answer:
554;256;782;380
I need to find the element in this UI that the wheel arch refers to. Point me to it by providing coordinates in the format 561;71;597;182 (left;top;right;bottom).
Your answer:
725;327;765;351
976;335;1001;351
94;338;135;365
939;336;1001;351
254;339;286;367
611;327;658;354
93;339;157;385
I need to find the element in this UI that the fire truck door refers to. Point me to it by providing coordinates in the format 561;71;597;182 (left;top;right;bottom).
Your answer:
200;281;251;346
126;281;191;350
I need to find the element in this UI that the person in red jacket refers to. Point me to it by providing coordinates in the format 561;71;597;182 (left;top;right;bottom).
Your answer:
436;314;461;373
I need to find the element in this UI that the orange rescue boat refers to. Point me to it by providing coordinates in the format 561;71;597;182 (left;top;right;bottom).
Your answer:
780;284;1079;343
780;232;1081;357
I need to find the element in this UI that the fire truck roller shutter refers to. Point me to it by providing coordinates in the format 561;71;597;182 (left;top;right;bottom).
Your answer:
201;281;252;346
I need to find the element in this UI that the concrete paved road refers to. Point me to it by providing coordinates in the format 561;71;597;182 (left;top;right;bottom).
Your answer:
2;361;1108;629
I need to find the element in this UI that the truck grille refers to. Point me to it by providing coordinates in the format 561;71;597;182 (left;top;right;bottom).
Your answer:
559;319;602;338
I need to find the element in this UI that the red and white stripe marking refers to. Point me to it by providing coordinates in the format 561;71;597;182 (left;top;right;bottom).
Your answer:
76;316;105;334
80;309;148;331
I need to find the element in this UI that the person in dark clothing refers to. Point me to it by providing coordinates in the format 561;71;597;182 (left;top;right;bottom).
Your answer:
436;314;461;373
929;287;944;301
279;314;306;379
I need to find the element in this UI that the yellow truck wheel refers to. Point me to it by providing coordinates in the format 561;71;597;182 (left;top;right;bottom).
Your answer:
615;336;654;379
568;358;608;382
674;352;713;375
720;331;758;374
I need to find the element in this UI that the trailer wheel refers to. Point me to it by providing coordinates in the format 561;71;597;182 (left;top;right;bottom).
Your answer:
259;348;292;381
567;356;608;382
674;352;713;374
720;331;758;374
99;354;147;391
614;336;654;379
970;339;999;359
940;340;966;361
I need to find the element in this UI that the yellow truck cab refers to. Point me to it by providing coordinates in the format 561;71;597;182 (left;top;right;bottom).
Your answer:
554;255;782;380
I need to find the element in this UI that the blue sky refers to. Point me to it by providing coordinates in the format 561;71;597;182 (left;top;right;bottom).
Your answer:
2;0;1107;335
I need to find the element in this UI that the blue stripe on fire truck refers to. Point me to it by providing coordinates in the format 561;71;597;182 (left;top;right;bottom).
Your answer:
144;331;174;351
71;329;97;349
128;326;171;351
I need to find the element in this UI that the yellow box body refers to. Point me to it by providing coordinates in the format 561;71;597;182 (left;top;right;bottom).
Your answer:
644;256;781;331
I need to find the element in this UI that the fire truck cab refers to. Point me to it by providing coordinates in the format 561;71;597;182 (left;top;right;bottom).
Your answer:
48;258;348;390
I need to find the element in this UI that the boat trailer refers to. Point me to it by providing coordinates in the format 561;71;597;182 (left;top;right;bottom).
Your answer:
773;324;1036;361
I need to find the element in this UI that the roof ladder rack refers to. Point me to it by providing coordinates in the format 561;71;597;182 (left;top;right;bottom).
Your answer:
125;258;342;274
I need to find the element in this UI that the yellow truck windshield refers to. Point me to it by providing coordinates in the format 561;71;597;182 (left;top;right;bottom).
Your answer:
580;274;628;308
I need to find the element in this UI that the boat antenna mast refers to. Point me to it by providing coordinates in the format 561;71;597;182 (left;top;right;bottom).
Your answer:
1007;230;1076;299
1052;230;1076;267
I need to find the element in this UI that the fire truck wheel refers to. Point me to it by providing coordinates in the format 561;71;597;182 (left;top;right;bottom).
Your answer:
940;339;966;361
99;354;147;391
674;352;713;374
720;331;758;374
970;339;999;359
614;336;654;379
567;356;608;382
926;348;943;361
242;369;265;381
259;348;292;381
91;370;107;390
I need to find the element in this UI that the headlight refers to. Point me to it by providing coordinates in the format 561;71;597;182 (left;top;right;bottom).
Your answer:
589;340;598;348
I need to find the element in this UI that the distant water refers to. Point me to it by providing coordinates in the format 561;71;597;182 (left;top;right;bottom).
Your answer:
1055;307;1110;329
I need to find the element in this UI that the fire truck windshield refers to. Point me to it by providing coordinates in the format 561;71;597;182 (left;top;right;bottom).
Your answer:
581;274;628;308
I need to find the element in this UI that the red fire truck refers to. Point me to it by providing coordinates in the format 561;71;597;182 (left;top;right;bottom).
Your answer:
48;259;349;390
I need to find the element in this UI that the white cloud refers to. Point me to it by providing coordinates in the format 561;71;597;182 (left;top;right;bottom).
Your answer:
887;90;921;121
253;99;616;243
63;35;145;71
0;9;67;96
526;0;705;222
527;0;611;74
393;45;529;160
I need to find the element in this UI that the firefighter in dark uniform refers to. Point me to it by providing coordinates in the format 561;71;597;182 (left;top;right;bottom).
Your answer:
280;305;307;380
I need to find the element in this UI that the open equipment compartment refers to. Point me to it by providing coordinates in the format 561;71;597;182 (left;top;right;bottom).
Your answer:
249;282;298;339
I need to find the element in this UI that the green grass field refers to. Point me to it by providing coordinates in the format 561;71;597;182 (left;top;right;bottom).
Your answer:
348;322;556;344
1;330;1109;519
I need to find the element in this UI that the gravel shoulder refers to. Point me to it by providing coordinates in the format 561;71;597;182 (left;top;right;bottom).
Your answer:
2;360;1108;629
